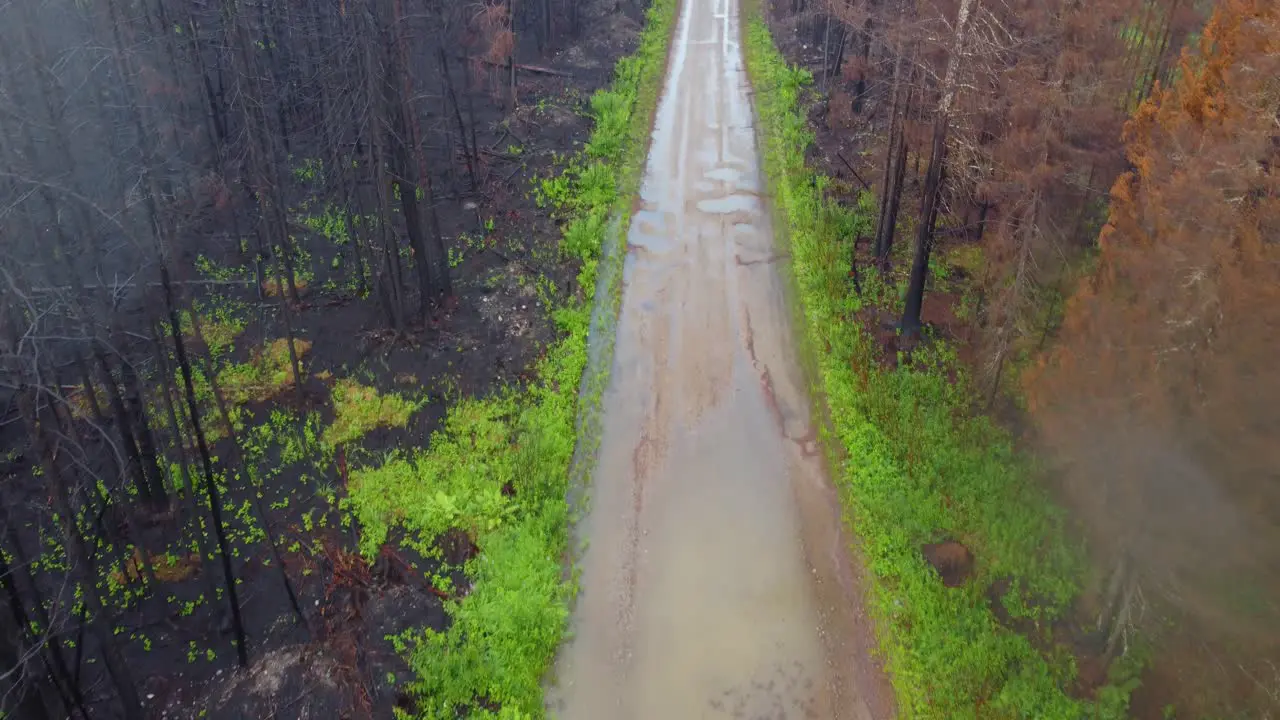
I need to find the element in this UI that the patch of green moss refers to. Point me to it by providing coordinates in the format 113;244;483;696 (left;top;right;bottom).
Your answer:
217;338;310;407
322;379;419;448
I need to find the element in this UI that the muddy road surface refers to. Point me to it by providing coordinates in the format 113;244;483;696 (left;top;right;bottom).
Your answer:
548;0;892;717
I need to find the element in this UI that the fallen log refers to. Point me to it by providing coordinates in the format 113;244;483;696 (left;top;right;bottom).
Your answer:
459;55;574;78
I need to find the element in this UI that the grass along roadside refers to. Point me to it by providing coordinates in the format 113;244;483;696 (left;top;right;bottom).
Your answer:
741;11;1140;719
343;1;677;717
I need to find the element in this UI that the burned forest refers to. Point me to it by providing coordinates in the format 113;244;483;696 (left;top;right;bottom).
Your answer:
0;0;657;716
756;0;1278;716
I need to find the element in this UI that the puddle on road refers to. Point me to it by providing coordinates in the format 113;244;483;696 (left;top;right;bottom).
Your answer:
705;166;743;184
549;0;892;717
696;193;760;216
630;209;681;260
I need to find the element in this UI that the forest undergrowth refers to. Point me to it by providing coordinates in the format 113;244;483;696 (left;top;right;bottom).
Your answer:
743;10;1143;718
344;1;675;716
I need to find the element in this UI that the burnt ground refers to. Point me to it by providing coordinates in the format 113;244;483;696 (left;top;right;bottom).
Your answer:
0;4;647;720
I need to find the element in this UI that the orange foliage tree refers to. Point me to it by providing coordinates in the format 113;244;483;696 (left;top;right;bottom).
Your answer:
1028;0;1280;707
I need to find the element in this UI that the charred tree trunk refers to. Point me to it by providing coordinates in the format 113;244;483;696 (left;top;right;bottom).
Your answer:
440;48;478;190
0;512;85;718
48;379;159;590
121;360;167;501
151;321;224;616
275;266;307;407
831;19;849;80
874;32;911;269
0;597;54;720
342;186;370;297
876;130;909;268
901;0;977;338
394;172;439;319
901;114;948;338
423;172;452;300
363;19;406;329
822;14;832;89
852;16;874;114
507;0;517;108
94;350;158;507
161;265;249;667
18;392;144;720
464;59;481;183
188;313;308;632
539;0;553;51
74;354;132;500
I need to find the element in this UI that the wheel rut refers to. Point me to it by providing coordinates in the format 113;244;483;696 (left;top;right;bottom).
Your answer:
548;0;894;717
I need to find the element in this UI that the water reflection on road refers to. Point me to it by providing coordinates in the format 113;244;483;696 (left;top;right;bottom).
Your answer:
548;0;891;717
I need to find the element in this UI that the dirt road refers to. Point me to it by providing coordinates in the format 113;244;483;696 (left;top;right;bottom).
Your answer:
548;0;891;717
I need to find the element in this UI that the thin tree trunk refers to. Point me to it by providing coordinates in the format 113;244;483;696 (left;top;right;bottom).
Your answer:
397;175;437;319
0;509;86;718
1142;0;1180;101
365;24;405;328
161;265;249;667
853;17;873;114
386;21;440;317
874;29;909;268
507;0;517;108
440;48;478;190
0;596;54;720
121;361;167;501
423;172;452;300
94;351;155;506
878;129;909;268
186;14;228;150
75;356;106;432
343;198;370;297
901;0;977;337
540;0;553;51
47;380;159;590
18;392;145;720
274;266;307;407
230;7;300;304
150;320;223;613
901;116;948;338
188;314;308;632
464;60;481;181
821;14;832;89
832;21;849;79
75;355;132;503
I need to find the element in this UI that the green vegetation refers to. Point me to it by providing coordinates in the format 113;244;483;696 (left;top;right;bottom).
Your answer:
217;338;311;406
299;202;350;245
176;302;246;360
742;14;1119;719
346;398;517;558
322;379;418;448
344;1;676;716
293;157;325;185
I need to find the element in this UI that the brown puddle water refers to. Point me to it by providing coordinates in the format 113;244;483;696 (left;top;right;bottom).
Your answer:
547;0;893;717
